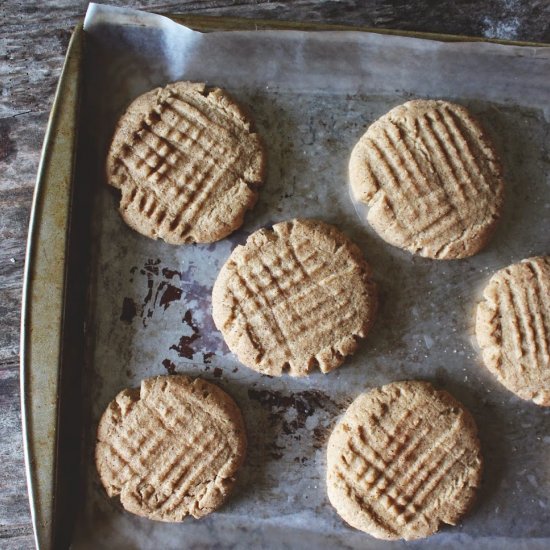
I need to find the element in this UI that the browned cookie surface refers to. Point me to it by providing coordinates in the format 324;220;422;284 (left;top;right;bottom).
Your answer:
349;99;504;259
327;381;482;540
212;219;378;376
106;81;265;244
476;256;550;406
95;375;246;521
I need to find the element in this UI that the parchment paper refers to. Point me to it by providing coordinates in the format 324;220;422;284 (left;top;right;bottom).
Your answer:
75;4;550;548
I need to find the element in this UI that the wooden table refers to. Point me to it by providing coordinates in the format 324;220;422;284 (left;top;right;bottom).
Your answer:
1;1;547;548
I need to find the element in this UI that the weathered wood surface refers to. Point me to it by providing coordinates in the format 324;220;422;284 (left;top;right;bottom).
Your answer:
0;1;547;548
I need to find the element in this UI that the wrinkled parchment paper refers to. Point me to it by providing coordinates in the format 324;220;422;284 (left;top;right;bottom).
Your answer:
75;4;550;548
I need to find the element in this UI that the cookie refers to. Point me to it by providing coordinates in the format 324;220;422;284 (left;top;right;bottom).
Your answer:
212;219;377;376
349;99;504;259
476;256;550;406
326;381;482;540
106;81;265;244
95;375;247;521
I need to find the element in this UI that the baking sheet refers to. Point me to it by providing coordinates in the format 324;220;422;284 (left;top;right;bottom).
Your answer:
74;4;550;548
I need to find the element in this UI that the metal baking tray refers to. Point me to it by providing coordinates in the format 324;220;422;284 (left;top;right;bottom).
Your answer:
21;14;550;550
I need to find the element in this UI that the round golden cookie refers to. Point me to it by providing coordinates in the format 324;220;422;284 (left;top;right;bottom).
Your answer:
212;219;377;376
476;256;550;406
106;81;265;244
349;99;504;259
95;375;246;521
326;381;482;540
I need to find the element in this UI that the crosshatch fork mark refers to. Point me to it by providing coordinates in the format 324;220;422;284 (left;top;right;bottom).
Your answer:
107;82;265;244
95;376;246;521
476;256;550;405
327;382;482;540
212;219;378;376
350;100;503;259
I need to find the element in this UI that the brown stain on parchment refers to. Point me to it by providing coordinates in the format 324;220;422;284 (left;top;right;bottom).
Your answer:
120;297;137;323
162;267;183;280
170;310;200;359
162;358;177;375
248;388;347;459
159;284;182;310
203;352;215;364
122;259;187;326
120;259;222;362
